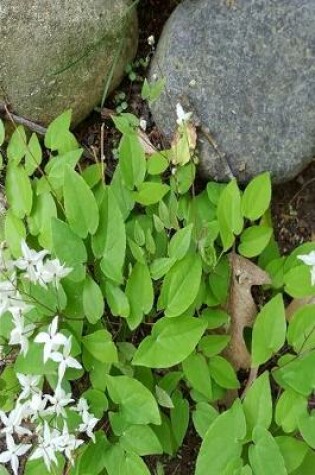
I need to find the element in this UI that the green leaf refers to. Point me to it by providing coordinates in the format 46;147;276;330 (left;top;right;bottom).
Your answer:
192;402;218;438
155;386;174;409
275;351;315;396
44;110;78;154
7;126;27;164
248;427;287;475
83;276;104;324
284;265;315;298
63;166;99;238
105;375;161;425
195;400;246;475
159;252;202;318
150;257;176;280
241;172;271;221
93;189;126;284
147;152;169;175
76;432;109;475
82;388;108;418
0;119;5;146
125;262;154;330
243;372;272;439
200;308;230;329
111;164;135;220
275;436;308;473
120;425;163;456
132;316;207;368
169;224;193;261
15;342;56;375
238;226;273;258
82;163;103;188
82;330;118;364
170;392;189;448
298;412;315;449
287;304;315;353
133;182;169;206
51;218;87;282
290;449;315;475
0;465;10;475
208;256;231;305
141;77;166;104
208;355;240;389
25;133;42;175
275;389;307;433
252;294;286;366
105;282;130;318
217;179;243;251
124;453;151;475
174;162;196;194
119;134;146;190
5;209;26;258
198;335;230;357
5;163;33;218
182;353;212;399
28;190;57;238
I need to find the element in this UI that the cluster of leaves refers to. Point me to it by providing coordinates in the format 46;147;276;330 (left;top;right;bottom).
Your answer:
0;108;315;475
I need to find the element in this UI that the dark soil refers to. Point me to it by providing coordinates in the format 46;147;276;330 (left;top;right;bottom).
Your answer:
75;1;314;474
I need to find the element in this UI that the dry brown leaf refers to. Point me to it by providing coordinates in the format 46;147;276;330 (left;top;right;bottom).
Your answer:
137;129;157;156
286;296;315;321
223;253;271;370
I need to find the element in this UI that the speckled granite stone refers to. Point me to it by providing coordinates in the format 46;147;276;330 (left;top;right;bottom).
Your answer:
149;0;315;183
0;1;138;126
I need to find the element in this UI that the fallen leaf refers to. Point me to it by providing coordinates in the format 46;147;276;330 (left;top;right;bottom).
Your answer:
137;129;157;156
224;253;271;369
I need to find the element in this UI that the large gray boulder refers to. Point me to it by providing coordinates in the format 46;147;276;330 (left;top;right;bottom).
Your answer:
0;1;138;126
149;0;315;183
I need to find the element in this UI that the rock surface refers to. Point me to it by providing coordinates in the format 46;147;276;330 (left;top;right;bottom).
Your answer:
0;0;138;126
149;0;315;183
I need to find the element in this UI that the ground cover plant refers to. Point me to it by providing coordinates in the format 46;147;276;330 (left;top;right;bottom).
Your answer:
0;100;315;475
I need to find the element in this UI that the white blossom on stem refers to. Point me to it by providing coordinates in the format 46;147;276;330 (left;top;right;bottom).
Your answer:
36;259;72;288
14;240;49;283
78;410;99;442
30;422;60;471
0;434;31;475
34;316;67;363
50;336;82;384
44;387;74;418
0;404;31;437
9;311;35;356
176;103;192;126
17;373;41;401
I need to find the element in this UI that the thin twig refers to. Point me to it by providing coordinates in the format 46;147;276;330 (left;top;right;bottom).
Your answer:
289;176;315;205
0;103;47;136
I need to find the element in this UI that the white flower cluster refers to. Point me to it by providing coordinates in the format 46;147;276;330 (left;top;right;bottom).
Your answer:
0;380;98;474
0;241;98;473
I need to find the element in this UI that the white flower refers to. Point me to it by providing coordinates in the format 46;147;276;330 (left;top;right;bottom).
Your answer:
50;336;82;384
0;277;28;318
78;410;99;442
0;434;31;475
30;422;59;471
298;251;315;286
27;392;47;421
0;404;31;437
36;259;72;288
17;373;41;401
34;316;67;363
139;119;147;131
72;398;89;416
44;387;74;418
14;240;49;283
9;311;35;356
147;35;155;46
176;103;192;126
59;423;83;465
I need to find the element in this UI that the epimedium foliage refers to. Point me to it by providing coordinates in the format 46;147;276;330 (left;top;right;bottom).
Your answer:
0;108;314;475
